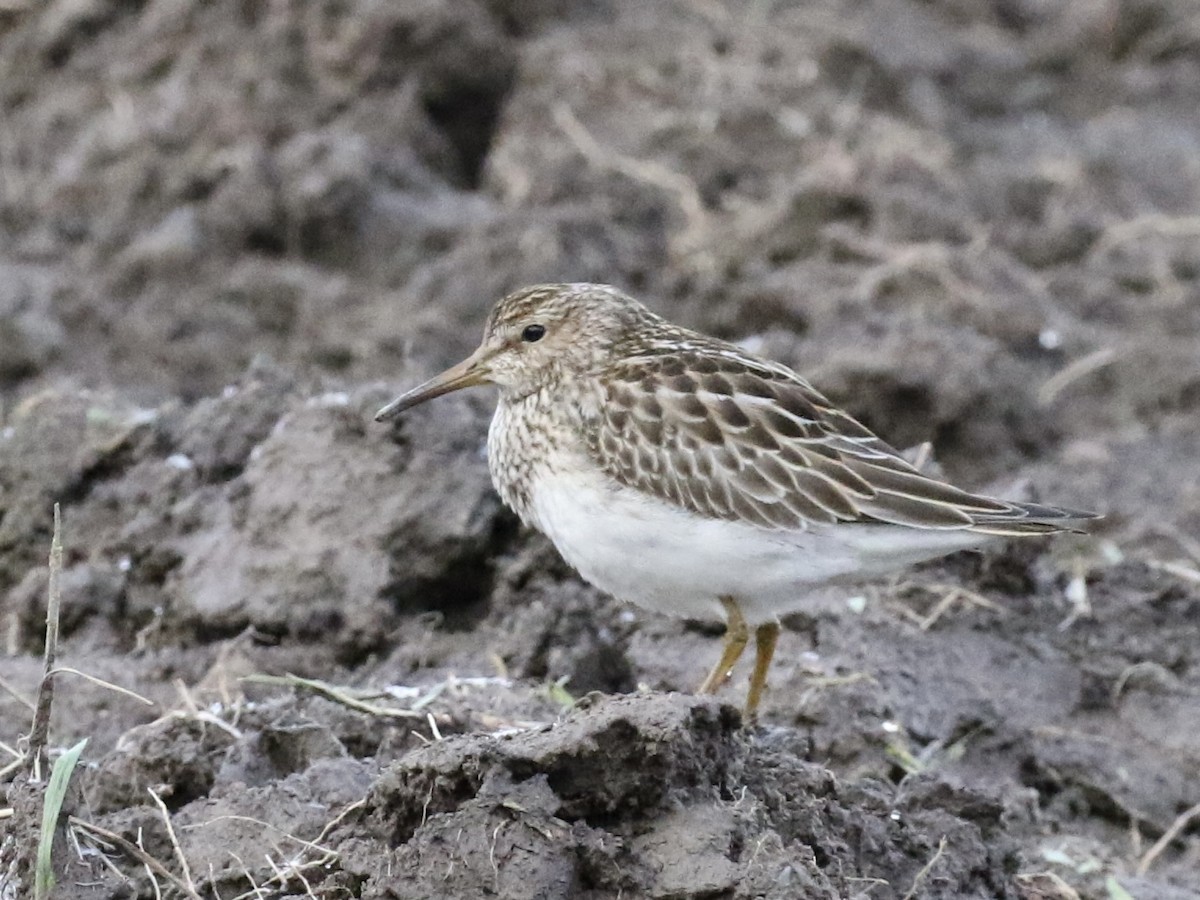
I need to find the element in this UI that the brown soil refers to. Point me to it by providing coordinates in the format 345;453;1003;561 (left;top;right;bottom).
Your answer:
3;1;1200;898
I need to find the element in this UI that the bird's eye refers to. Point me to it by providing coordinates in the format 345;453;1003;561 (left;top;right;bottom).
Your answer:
521;324;546;343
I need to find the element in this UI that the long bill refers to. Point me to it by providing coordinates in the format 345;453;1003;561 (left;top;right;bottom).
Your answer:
374;350;491;422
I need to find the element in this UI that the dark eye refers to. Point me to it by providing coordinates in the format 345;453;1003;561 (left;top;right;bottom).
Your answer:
521;324;546;343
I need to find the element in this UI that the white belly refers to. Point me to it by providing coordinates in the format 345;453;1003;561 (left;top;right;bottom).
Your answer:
527;465;992;625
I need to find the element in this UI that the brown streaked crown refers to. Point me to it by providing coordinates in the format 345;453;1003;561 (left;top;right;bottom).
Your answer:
478;283;654;400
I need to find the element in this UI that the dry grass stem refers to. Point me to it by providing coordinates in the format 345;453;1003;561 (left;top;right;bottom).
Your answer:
181;812;342;859
3;610;19;657
161;677;244;738
225;845;338;900
0;675;34;712
553;103;710;262
1152;526;1200;564
48;667;155;706
426;711;444;741
1111;661;1179;704
1136;800;1200;875
291;864;318;900
241;673;430;721
1038;347;1120;406
855;243;988;308
1089;214;1200;260
28;503;63;778
890;581;1000;630
1014;872;1082;900
902;836;947;900
226;851;263;899
70;817;202;900
1145;559;1200;585
157;707;244;740
313;798;365;844
148;787;195;893
918;586;999;631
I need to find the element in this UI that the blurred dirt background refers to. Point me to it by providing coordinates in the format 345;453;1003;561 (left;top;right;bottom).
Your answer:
2;1;1200;898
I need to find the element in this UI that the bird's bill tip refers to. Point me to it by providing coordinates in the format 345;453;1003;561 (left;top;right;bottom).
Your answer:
374;355;490;422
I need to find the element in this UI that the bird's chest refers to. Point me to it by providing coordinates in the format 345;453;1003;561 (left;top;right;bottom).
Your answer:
487;393;587;529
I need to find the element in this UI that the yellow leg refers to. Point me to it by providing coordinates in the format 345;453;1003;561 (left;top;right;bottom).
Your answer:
745;620;781;721
696;597;749;695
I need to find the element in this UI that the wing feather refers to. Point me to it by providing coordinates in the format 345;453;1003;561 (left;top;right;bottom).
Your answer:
586;342;1093;534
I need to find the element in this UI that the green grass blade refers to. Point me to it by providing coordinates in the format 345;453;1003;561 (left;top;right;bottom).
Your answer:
34;737;88;900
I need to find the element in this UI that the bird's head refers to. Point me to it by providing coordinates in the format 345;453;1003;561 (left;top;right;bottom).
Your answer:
374;283;650;420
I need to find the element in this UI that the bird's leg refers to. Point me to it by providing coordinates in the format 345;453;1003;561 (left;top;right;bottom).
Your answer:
697;596;749;695
744;620;781;720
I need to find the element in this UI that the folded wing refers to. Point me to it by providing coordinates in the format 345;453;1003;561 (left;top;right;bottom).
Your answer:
586;340;1094;535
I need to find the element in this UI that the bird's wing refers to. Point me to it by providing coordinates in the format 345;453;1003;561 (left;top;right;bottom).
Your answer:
586;343;1089;534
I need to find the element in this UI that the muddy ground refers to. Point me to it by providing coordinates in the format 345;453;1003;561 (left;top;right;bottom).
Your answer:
2;1;1200;898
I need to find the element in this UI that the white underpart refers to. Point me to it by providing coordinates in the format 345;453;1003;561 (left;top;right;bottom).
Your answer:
529;461;998;625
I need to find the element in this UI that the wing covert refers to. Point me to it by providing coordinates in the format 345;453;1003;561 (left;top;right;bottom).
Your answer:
585;346;1019;532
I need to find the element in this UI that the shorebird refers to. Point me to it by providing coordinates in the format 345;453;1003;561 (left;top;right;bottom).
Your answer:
376;283;1094;718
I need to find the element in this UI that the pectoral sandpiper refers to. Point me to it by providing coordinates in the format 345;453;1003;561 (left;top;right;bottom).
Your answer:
376;283;1095;719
